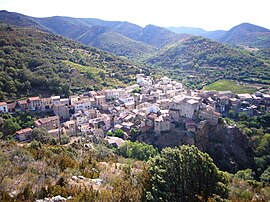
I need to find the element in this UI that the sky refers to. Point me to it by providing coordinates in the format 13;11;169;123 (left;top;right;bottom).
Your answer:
0;0;270;31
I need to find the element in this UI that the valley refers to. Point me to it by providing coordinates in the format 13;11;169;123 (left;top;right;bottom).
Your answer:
0;9;270;202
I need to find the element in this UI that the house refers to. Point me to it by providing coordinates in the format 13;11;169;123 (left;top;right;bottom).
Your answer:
104;136;125;148
103;89;125;100
18;100;28;111
159;77;171;85
34;116;60;130
136;74;153;87
73;98;94;112
16;128;32;141
218;91;233;98
72;109;97;126
125;84;140;92
95;95;106;107
60;98;69;106
63;120;76;136
198;107;221;125
154;115;170;133
237;94;253;102
169;95;200;120
70;95;80;105
41;97;53;111
122;121;134;130
27;97;41;111
51;96;61;105
0;102;8;113
7;102;16;113
53;104;70;121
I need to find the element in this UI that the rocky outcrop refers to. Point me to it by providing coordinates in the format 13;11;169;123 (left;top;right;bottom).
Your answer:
202;123;255;173
139;121;254;173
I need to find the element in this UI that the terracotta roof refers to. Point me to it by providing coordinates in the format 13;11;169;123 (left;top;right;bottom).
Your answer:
18;100;27;105
7;102;16;109
28;97;41;101
0;102;7;106
16;128;32;135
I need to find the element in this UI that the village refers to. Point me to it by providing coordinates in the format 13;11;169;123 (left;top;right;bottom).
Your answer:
0;74;270;147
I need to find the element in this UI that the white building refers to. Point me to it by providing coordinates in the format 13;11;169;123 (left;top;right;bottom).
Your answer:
103;89;126;99
169;95;201;119
73;98;94;112
51;96;61;105
0;102;8;113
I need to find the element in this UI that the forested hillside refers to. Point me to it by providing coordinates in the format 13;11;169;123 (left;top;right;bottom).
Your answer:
0;24;142;101
145;36;270;88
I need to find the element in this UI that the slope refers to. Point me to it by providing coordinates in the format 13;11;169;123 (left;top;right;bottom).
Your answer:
147;36;263;69
218;23;270;48
0;24;142;101
146;36;268;88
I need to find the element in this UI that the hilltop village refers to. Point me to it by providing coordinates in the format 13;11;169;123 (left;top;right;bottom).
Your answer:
0;74;270;146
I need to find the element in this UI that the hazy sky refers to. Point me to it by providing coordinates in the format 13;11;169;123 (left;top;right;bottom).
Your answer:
1;0;269;30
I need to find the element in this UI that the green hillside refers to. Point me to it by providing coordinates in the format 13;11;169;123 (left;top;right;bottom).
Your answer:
147;36;263;69
0;24;141;101
77;26;155;57
145;36;269;88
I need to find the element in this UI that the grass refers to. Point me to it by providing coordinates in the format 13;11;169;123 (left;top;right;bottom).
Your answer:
62;60;105;74
203;80;257;94
62;60;126;89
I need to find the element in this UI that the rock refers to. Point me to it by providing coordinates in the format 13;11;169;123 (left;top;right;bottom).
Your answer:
204;123;255;173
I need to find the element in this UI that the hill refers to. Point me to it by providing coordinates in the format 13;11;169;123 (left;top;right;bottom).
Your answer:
146;36;268;88
147;36;263;69
218;23;270;48
0;24;142;101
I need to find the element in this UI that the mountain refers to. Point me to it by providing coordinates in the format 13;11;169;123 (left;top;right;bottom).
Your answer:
33;16;155;57
218;23;270;48
201;30;227;41
76;25;155;57
0;11;154;57
0;24;142;101
0;10;46;30
0;10;186;57
137;24;188;48
167;26;207;36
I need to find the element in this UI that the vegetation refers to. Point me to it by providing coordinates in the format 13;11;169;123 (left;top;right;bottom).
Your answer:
146;145;229;201
0;24;143;101
203;80;257;94
145;36;270;89
117;141;158;161
107;129;125;139
219;23;270;48
225;112;270;183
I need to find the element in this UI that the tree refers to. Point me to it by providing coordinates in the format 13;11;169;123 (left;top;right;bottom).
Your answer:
31;127;52;144
129;128;141;142
114;129;125;139
260;166;270;183
117;141;158;161
146;145;229;201
2;118;21;139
